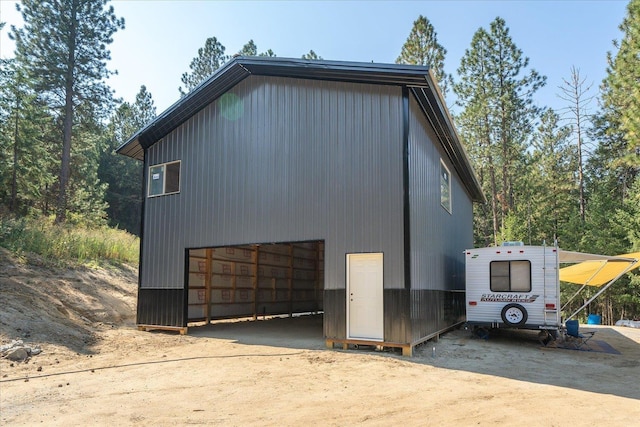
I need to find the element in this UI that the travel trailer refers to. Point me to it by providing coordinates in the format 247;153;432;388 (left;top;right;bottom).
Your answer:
465;242;561;335
465;241;640;342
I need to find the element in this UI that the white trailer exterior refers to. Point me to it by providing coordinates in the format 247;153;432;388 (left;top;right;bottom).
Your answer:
465;243;561;332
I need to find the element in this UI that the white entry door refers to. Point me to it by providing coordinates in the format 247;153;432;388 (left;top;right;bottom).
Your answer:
347;253;384;341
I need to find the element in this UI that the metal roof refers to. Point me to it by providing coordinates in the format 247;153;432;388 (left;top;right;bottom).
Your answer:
116;56;484;202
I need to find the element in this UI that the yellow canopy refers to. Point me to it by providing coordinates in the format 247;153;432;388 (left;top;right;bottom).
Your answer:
559;252;640;286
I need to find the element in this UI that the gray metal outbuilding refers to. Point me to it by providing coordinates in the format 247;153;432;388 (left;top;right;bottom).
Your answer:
117;56;484;355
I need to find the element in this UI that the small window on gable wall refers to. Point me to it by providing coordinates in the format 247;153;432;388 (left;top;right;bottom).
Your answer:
148;161;181;197
440;160;451;213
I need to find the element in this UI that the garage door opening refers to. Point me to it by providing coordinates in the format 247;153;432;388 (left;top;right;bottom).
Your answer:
187;241;324;324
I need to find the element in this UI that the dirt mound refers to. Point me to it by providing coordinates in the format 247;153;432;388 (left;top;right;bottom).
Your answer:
0;248;138;355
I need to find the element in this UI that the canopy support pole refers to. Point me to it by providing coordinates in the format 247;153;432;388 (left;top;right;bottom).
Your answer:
561;284;588;311
565;264;637;322
561;260;610;312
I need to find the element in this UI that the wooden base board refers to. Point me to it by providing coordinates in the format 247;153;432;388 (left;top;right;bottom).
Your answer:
325;339;413;357
324;323;464;357
137;325;188;335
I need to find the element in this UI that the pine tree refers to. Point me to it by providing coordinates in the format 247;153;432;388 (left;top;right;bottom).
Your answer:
259;49;277;57
615;179;640;251
67;122;109;225
179;36;227;96
301;50;322;60
452;27;496;245
129;85;157;130
600;0;639;188
578;0;640;321
584;0;639;249
583;119;630;253
0;58;57;215
558;66;595;225
239;40;257;56
396;15;451;96
525;109;578;246
98;86;156;234
237;40;276;57
10;0;124;223
578;144;639;322
454;17;546;245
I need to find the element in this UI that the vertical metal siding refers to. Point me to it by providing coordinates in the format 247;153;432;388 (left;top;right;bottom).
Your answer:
136;288;186;327
323;289;346;339
384;289;411;344
407;95;473;340
141;76;405;295
408;94;473;291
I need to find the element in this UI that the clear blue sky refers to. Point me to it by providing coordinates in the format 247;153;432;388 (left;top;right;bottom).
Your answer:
0;0;629;115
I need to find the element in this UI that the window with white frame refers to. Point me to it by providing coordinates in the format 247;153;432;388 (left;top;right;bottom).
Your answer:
148;160;181;197
440;160;451;213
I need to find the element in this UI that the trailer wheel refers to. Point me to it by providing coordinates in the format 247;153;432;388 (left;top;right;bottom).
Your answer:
501;304;528;326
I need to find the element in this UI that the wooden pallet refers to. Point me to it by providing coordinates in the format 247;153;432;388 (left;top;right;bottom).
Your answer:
137;325;188;335
325;339;414;357
325;323;462;357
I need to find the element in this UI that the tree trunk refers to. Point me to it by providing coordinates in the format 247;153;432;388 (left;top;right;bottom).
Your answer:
10;98;20;212
559;67;592;226
576;103;586;224
501;106;510;222
488;157;499;246
56;93;73;224
55;3;78;224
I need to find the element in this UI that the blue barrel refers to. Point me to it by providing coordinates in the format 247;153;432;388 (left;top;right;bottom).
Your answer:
587;314;602;325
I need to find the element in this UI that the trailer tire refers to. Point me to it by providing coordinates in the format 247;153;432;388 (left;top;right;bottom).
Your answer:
501;303;528;327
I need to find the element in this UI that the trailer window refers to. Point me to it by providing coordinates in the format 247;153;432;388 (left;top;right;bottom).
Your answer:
490;260;531;292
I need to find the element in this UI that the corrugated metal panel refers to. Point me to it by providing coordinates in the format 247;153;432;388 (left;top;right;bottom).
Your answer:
383;289;411;343
323;289;346;339
116;57;484;204
408;94;473;293
140;76;405;293
407;94;473;340
116;57;432;161
410;86;484;202
137;288;186;327
410;290;465;341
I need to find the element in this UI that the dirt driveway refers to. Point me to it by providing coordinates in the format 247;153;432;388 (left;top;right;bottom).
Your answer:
2;316;639;426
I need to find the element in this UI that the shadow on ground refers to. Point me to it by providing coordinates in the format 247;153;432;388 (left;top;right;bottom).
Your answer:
188;314;326;351
186;315;640;400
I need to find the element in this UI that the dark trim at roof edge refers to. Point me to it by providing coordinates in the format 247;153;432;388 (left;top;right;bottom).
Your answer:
411;71;485;203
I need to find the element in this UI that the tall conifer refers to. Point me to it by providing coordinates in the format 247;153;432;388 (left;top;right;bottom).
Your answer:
454;17;545;245
599;0;639;187
558;67;595;225
10;0;124;223
179;37;227;96
396;15;451;96
99;86;156;235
